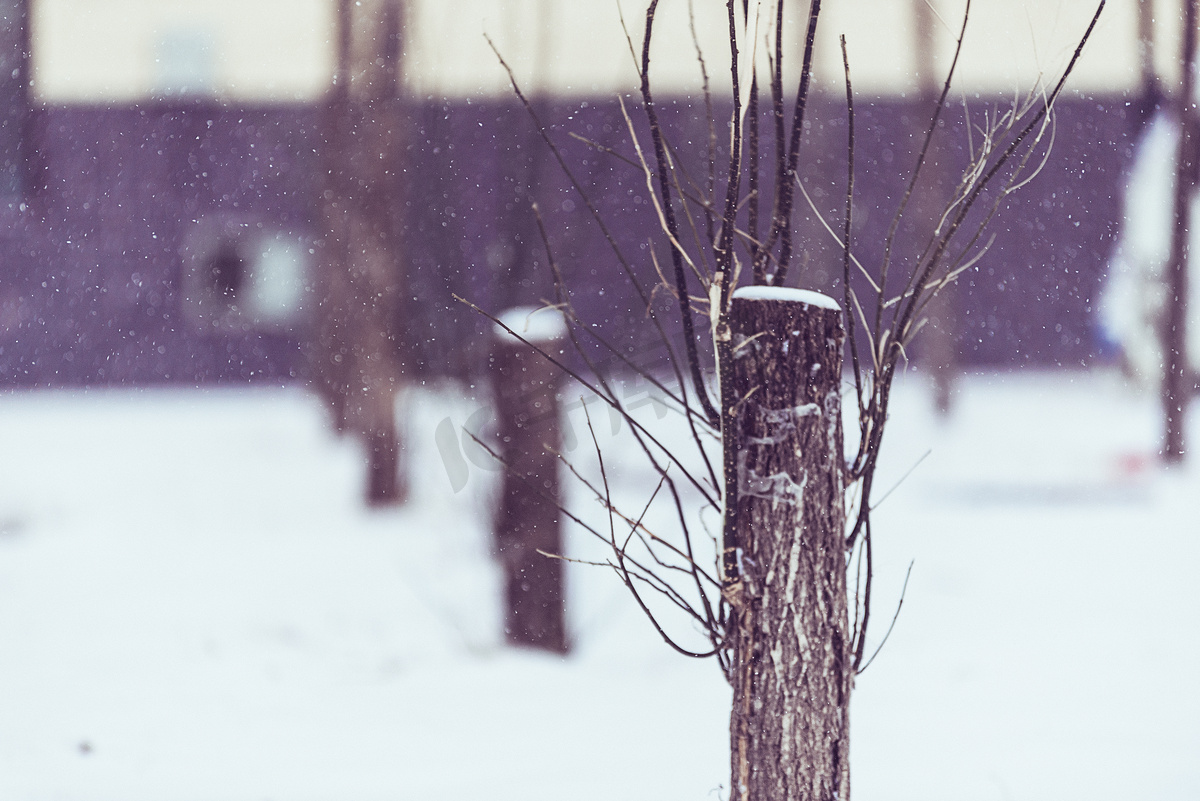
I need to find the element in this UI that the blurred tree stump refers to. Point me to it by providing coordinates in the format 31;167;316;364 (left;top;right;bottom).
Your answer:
492;308;568;654
924;287;958;415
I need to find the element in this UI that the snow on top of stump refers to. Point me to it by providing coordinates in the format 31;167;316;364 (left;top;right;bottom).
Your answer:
732;285;841;310
494;306;568;342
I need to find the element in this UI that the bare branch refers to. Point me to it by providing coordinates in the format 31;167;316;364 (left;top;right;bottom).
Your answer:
857;561;915;674
637;2;721;426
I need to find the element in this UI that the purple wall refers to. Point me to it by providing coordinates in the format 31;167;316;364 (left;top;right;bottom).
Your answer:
1;103;320;386
0;95;1137;388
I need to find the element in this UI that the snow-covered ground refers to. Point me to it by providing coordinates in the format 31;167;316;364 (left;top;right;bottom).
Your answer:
0;370;1196;800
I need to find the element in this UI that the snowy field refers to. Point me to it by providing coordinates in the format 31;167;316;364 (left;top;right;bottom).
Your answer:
1;370;1197;801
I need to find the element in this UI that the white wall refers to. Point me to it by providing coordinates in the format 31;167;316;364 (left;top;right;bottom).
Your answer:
29;0;1164;103
31;0;335;102
410;0;1145;98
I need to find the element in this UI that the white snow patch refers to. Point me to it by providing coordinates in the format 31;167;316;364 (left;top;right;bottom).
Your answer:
0;372;1197;801
732;285;841;310
1099;111;1200;384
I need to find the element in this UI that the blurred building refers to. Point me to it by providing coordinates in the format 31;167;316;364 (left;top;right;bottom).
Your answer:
29;0;1154;99
0;0;1172;386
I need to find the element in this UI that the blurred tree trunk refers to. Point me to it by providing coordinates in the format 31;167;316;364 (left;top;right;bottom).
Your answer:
913;0;957;414
1138;0;1157;103
1164;0;1197;463
1133;0;1164;122
315;0;409;503
726;294;850;801
0;0;30;199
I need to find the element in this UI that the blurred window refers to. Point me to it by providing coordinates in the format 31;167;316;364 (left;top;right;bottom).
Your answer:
154;28;216;98
182;216;313;335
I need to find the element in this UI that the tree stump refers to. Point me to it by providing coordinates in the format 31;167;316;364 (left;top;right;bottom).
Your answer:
365;414;403;507
492;307;568;654
726;287;850;801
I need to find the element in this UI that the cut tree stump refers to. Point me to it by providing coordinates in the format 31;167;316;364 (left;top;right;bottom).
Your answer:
491;307;568;654
726;287;850;801
365;425;403;506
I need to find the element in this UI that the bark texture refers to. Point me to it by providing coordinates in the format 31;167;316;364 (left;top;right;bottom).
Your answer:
492;326;568;653
727;294;849;801
313;0;408;504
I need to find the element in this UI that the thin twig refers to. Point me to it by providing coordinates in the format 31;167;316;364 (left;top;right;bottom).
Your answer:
767;0;821;287
857;561;915;673
840;34;864;418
